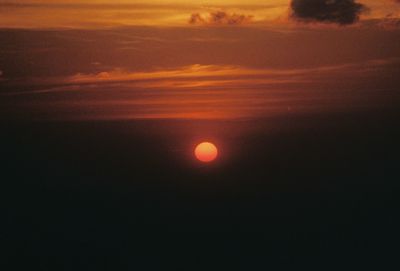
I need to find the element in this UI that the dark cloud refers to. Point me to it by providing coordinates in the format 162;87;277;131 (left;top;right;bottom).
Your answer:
189;11;253;26
290;0;367;25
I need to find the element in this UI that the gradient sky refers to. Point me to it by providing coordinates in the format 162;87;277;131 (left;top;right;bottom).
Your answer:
0;0;399;120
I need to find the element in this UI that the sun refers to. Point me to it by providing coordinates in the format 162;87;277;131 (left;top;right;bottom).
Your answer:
194;142;218;163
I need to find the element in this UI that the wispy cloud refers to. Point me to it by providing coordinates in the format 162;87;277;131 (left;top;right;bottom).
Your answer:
68;64;298;84
1;58;399;121
67;59;400;86
378;14;400;29
2;58;398;94
189;11;253;26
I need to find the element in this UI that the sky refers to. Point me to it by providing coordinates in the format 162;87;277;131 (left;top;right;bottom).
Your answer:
0;0;399;28
0;0;399;120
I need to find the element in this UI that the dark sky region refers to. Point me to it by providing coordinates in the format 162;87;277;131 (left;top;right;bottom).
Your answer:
1;1;400;270
290;0;366;25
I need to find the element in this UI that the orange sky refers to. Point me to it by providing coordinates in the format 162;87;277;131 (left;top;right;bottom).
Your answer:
0;0;399;28
0;1;400;120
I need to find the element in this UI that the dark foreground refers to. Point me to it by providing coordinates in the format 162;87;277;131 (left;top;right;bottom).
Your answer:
1;110;399;270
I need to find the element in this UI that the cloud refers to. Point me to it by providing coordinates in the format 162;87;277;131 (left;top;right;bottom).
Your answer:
2;59;400;121
379;14;400;29
65;59;400;87
2;59;397;92
290;0;367;25
189;11;253;26
68;65;293;86
66;64;328;86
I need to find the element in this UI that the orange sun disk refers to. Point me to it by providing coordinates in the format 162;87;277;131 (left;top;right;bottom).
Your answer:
194;142;218;163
